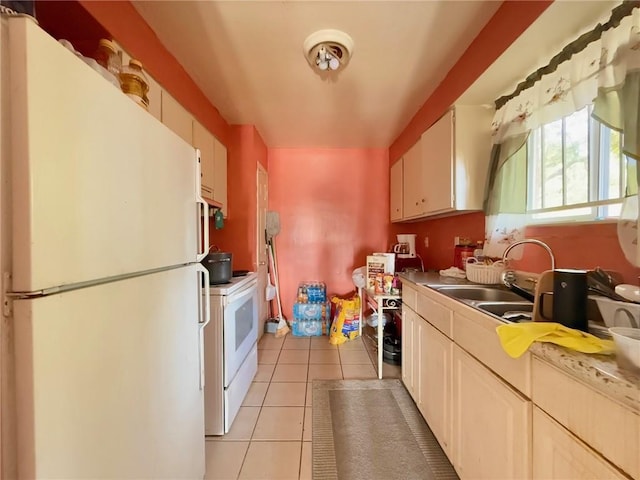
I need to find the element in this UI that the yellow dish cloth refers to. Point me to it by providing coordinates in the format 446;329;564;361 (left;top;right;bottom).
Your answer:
496;322;615;358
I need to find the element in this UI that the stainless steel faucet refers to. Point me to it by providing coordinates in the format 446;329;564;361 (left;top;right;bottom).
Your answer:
501;239;556;299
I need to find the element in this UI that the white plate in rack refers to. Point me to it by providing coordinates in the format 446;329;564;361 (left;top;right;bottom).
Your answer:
615;284;640;303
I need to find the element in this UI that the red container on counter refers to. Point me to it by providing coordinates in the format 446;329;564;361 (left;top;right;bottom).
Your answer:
453;245;475;271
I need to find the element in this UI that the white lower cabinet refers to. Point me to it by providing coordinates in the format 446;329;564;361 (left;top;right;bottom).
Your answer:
402;283;638;480
418;317;452;455
401;308;417;400
533;407;626;480
532;357;640;479
452;344;532;479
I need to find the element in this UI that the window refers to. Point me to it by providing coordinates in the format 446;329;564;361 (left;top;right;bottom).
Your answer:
526;106;629;224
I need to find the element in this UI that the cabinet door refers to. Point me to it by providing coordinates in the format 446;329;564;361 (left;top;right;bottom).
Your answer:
146;74;162;121
452;345;531;479
402;139;425;219
390;159;403;221
419;318;452;455
532;357;639;478
161;91;193;145
192;120;214;199
533;407;626;480
401;308;415;398
412;317;423;409
213;137;228;216
422;110;454;214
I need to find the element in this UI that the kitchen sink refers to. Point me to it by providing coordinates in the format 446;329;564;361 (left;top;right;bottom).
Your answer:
435;285;527;302
474;302;534;321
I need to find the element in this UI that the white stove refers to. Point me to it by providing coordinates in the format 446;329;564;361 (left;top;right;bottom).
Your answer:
209;272;258;296
204;271;258;435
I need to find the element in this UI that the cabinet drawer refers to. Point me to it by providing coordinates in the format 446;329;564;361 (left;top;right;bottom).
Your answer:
533;407;627;480
532;358;640;479
402;284;417;311
453;311;531;396
416;293;452;338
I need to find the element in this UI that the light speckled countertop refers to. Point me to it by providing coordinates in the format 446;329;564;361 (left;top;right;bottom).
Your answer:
400;271;640;412
530;342;639;411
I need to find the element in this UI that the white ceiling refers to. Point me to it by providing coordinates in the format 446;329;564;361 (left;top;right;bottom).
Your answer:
133;0;619;149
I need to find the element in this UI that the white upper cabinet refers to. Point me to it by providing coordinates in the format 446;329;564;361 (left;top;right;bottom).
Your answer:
192;120;215;200
402;138;426;219
145;74;162;121
393;105;493;221
213;136;228;216
390;159;403;221
421;110;454;213
161;91;193;146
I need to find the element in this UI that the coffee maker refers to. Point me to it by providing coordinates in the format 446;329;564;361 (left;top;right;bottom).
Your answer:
393;234;417;258
392;234;423;272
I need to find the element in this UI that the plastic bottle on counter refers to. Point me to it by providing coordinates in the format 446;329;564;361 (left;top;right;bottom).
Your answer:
119;59;150;110
473;241;485;262
94;39;122;82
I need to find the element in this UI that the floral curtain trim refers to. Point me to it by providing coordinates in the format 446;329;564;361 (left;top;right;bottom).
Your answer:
495;1;639;110
491;6;639;145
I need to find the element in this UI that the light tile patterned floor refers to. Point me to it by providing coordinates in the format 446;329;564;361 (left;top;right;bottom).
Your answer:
205;333;401;479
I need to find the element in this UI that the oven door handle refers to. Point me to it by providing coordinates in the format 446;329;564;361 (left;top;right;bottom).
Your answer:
197;264;211;390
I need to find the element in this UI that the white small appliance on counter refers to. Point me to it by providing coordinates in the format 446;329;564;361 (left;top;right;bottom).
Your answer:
393;234;424;272
394;234;417;258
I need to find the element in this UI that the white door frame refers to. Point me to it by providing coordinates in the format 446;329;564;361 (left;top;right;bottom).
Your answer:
256;163;268;337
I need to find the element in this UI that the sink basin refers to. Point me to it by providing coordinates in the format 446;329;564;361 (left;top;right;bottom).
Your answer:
436;285;526;302
475;302;533;320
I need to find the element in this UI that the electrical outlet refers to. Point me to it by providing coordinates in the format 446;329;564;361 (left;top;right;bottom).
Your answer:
424;237;429;248
454;236;460;246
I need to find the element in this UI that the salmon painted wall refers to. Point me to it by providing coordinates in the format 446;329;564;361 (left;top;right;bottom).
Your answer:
269;149;388;318
514;223;640;282
390;214;640;283
211;126;268;271
390;212;485;271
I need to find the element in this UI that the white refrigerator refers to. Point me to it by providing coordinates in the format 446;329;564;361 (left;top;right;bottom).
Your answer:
5;17;210;478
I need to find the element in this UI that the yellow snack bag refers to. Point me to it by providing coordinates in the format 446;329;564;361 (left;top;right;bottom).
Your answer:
329;293;361;345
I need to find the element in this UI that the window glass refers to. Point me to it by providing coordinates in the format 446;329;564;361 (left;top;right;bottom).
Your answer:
542;119;563;208
526;106;627;224
604;128;622;200
564;108;589;205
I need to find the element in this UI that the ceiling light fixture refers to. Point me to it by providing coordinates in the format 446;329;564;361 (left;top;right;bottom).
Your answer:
303;29;354;74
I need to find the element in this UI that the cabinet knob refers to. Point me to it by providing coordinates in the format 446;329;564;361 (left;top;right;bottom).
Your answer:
415;202;419;206
421;199;425;203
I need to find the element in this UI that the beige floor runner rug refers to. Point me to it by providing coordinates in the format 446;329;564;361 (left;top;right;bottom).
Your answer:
312;379;458;480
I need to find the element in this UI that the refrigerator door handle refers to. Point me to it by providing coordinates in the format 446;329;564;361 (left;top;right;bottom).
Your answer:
197;264;211;390
196;149;209;263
